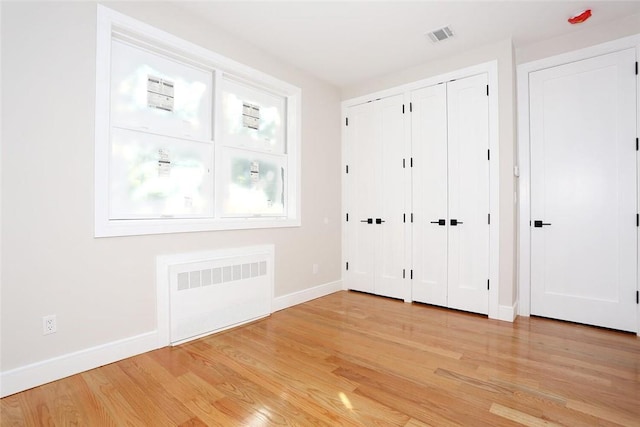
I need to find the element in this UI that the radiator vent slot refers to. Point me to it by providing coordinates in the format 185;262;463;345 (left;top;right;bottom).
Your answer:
176;261;267;291
164;246;274;345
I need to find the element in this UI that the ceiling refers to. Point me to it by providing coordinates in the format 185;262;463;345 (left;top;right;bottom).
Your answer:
175;1;640;88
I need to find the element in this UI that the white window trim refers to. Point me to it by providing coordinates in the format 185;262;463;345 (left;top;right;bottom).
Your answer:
95;5;301;237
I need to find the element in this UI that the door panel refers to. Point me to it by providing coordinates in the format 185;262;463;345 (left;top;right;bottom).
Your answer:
411;84;448;306
376;95;407;299
447;74;490;315
345;102;376;293
530;48;637;332
345;95;406;298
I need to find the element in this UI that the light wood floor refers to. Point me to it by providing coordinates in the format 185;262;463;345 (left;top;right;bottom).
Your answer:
2;291;639;426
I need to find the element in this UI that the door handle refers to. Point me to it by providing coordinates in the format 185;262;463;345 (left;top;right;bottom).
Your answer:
450;219;463;226
360;218;373;224
533;220;552;227
376;218;385;224
430;219;446;226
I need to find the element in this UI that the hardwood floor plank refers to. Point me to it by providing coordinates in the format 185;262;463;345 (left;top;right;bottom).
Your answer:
0;394;27;426
330;355;508;426
566;400;640;427
489;403;562;427
2;291;639;426
403;418;437;427
177;417;208;427
80;367;149;425
116;355;198;425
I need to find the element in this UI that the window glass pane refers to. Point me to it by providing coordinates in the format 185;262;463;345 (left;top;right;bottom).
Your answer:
221;77;286;154
110;127;213;219
220;147;285;216
110;40;212;140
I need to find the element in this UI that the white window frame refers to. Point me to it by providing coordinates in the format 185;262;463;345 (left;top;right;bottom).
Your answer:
95;5;301;237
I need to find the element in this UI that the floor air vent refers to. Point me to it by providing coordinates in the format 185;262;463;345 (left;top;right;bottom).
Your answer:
164;246;273;344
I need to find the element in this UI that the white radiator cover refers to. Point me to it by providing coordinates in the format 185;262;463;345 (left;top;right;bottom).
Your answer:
159;246;273;345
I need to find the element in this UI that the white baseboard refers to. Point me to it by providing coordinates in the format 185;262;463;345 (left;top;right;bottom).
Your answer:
272;280;342;312
498;301;518;322
0;331;158;398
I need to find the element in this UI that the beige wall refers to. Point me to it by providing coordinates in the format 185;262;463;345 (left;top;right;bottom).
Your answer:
516;12;640;64
0;2;342;371
342;39;518;310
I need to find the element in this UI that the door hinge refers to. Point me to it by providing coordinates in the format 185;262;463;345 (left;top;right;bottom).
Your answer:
345;117;349;126
346;213;349;222
486;85;489;96
488;149;491;160
403;269;406;279
346;165;349;174
488;213;491;224
487;279;490;290
410;102;413;112
346;262;349;271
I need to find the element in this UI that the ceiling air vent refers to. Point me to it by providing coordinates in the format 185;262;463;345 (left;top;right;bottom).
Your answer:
426;26;454;43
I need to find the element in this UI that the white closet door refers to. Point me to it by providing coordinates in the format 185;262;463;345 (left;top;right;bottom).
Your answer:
345;101;376;293
411;84;448;306
376;95;406;299
529;49;637;332
447;74;490;314
345;95;406;298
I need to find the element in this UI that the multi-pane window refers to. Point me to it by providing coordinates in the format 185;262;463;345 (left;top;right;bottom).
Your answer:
109;40;214;220
95;6;300;236
218;77;288;217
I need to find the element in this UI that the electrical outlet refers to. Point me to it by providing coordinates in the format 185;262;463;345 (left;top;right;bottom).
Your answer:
43;315;57;335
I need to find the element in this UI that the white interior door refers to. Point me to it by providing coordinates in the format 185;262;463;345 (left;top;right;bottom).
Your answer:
447;74;490;315
529;48;637;332
345;101;376;293
411;84;449;306
376;95;407;299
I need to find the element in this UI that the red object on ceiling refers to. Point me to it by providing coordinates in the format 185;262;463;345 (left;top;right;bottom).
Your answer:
568;9;592;24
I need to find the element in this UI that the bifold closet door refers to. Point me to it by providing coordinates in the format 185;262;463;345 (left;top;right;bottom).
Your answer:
345;95;406;299
345;101;376;294
447;74;490;315
411;74;489;315
411;84;448;306
375;95;406;300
